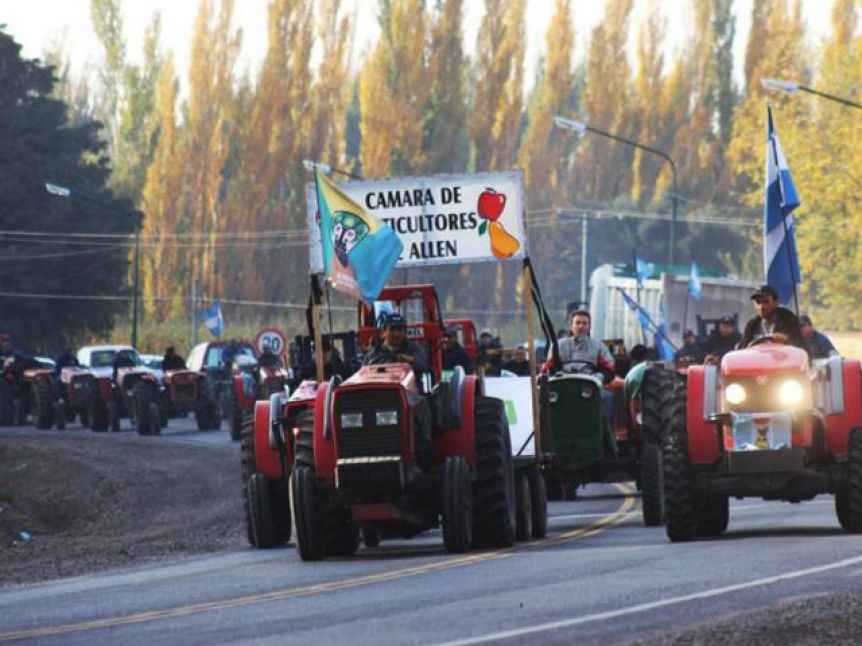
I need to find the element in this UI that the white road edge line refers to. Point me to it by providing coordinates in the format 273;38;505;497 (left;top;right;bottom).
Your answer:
549;499;831;522
436;554;862;646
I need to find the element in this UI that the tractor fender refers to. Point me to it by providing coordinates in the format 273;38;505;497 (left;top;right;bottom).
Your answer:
23;368;53;383
95;376;113;404
233;374;250;410
312;381;337;482
253;400;282;479
825;359;862;459
435;374;479;469
685;366;720;464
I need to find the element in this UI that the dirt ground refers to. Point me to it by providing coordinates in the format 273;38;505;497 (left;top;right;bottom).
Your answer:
0;429;244;586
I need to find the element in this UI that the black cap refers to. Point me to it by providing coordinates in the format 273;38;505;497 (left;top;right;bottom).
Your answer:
799;314;813;326
719;316;734;325
750;284;779;300
383;313;407;328
683;329;696;337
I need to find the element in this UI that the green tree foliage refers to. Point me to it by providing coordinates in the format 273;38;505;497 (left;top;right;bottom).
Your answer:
0;29;135;352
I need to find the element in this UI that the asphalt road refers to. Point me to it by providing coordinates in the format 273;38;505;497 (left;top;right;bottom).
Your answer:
1;418;861;644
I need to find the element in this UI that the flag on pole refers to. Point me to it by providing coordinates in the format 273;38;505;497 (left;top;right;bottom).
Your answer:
618;288;653;332
314;169;403;304
764;106;801;305
655;322;675;360
688;261;702;301
202;301;223;337
635;256;654;289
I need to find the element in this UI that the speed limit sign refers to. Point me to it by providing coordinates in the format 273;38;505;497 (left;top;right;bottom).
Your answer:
255;327;287;356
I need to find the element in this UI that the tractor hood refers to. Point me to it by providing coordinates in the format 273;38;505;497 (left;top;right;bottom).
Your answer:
721;343;808;379
343;364;416;390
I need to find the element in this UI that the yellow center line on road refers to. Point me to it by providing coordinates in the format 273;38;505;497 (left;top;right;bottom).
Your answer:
0;484;635;642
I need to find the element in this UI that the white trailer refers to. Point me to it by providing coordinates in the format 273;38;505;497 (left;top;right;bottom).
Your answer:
589;263;760;350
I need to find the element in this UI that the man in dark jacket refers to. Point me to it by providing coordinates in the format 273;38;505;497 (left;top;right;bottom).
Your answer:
54;348;80;376
502;346;530;376
441;328;474;374
704;316;742;362
800;314;837;359
363;313;429;376
162;346;187;371
739;284;805;350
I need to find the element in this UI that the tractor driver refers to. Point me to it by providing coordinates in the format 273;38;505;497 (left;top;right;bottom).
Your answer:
546;309;618;457
363;313;429;377
740;284;806;351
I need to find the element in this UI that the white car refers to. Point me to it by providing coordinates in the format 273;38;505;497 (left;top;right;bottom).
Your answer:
77;345;142;379
139;354;164;381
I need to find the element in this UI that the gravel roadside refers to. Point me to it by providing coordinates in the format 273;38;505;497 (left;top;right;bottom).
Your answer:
0;428;244;586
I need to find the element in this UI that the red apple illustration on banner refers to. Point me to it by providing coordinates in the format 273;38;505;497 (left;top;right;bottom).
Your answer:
477;187;519;259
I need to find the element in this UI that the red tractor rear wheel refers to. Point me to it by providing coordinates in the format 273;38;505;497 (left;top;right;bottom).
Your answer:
836;428;862;532
662;380;699;542
471;397;515;548
246;473;291;548
32;377;54;430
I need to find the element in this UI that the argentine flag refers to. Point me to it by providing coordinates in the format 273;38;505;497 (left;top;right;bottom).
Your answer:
689;261;702;301
202;301;223;337
764;107;801;305
635;256;654;289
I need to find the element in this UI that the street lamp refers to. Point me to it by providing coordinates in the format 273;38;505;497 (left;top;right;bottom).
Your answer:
761;77;862;111
45;182;144;348
554;116;679;265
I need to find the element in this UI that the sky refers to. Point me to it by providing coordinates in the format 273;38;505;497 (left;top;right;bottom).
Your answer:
0;0;835;94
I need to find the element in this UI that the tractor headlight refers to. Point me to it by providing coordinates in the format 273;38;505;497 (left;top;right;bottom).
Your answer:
375;410;398;426
581;386;595;399
340;412;363;428
725;383;746;405
778;379;803;406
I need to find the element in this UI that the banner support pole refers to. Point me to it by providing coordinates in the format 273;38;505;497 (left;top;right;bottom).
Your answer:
524;261;541;457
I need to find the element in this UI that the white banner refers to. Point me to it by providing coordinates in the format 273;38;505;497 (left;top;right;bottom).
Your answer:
307;170;526;271
483;375;535;457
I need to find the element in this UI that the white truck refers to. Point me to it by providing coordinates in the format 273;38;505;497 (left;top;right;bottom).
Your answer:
588;263;760;350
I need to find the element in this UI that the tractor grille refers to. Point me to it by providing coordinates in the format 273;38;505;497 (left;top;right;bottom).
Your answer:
334;389;403;459
173;383;196;404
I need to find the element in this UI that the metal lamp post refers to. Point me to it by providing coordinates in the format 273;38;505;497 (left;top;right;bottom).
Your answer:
554;116;679;266
45;183;144;348
761;78;862;111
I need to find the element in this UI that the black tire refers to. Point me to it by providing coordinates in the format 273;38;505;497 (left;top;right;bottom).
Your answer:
32;377;54;430
641;365;675;445
108;401;121;433
322;496;359;557
65;403;76;423
530;469;548;538
196;380;220;431
697;495;729;536
54;400;66;430
12;397;26;426
515;473;532;542
362;528;381;548
471;397;516;548
291;465;325;561
294;409;315;468
0;379;12;425
240;415;257;545
836;428;862;532
640;441;664;526
442;456;473;553
226;386;243;442
148;402;162;436
663;379;699;542
246;473;291;548
132;382;153;436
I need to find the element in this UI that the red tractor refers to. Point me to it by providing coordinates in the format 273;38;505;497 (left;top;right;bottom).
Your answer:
246;284;517;559
663;340;862;541
130;369;219;436
187;340;290;441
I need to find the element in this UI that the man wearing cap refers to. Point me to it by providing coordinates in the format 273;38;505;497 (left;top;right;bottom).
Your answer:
477;329;503;377
674;330;704;365
441;328;474;374
363;313;429;376
800;314;837;359
740;284;805;350
704;316;742;362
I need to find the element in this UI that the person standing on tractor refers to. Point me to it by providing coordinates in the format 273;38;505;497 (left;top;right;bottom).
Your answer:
54;348;79;376
502;346;530;376
162;346;186;371
112;349;137;385
363;313;429;377
441;328;474;374
674;330;704;366
704;316;742;364
477;329;503;376
547;309;618;456
740;284;806;350
799;314;838;359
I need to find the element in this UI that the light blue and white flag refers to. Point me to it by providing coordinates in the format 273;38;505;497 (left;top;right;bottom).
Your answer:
688;261;702;301
764;107;801;305
617;287;653;332
202;301;223;337
655;322;675;361
635;256;654;289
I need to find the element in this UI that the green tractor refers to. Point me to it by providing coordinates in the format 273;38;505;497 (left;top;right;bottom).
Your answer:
540;355;676;526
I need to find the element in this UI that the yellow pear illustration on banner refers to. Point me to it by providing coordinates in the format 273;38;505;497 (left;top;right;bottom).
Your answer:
477;187;520;259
